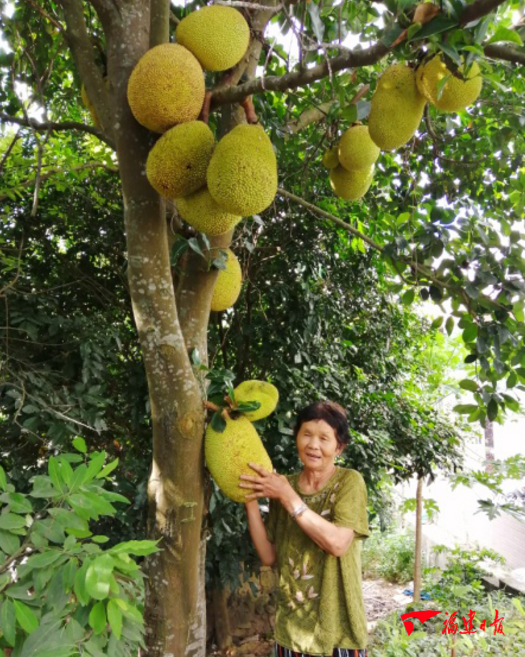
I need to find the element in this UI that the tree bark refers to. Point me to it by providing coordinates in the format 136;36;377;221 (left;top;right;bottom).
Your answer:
413;475;424;603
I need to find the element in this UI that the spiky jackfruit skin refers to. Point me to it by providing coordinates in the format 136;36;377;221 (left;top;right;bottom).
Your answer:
368;64;426;151
338;125;380;172
146;122;214;199
330;165;374;201
234;380;279;421
176;187;241;235
127;44;205;133
211;248;242;312
205;415;273;503
207;125;278;216
176;6;250;72
322;146;340;169
415;56;482;112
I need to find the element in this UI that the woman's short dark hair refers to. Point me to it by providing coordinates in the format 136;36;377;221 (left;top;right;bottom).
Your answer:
293;401;349;448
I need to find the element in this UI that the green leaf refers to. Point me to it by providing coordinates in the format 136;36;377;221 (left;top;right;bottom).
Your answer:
89;601;107;634
487;398;498;422
0;598;16;646
401;289;415;305
0;492;33;514
459;379;478;392
48;457;64;493
83;451;107;484
0;513;27;530
111;539;159;556
85;555;115;600
96;458;119;479
453;404;478;414
107;599;123;639
26;549;63;569
210;411;226;433
72;437;87;453
445;317;454;335
431;316;443;330
462;324;477;343
0;528;20;554
341;104;357;124
13;600;39;634
488;26;523;46
0;465;7;492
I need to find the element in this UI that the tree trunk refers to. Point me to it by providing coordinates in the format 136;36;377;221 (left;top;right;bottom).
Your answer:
211;587;233;650
413;475;424;603
104;3;209;655
484;418;495;471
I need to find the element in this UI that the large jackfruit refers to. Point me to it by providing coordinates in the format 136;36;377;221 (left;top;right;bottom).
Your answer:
416;55;482;112
207;124;278;216
177;187;241;235
205;415;273;503
330;165;374;201
368;64;426;151
176;6;250;72
234;380;279;421
146;121;215;199
338;125;380;172
211;248;242;312
127;44;205;133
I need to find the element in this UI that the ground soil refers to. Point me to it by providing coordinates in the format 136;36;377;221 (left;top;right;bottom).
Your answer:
207;578;411;657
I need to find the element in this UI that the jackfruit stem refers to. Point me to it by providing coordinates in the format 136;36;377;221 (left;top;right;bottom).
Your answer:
204;401;220;412
241;96;258;124
199;90;213;124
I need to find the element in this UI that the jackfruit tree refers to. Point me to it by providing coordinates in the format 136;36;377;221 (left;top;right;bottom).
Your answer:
1;0;525;655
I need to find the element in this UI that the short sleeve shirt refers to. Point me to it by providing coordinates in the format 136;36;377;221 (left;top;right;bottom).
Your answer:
266;467;369;656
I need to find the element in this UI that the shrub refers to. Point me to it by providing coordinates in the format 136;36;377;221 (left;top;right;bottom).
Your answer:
362;528;415;584
0;438;158;656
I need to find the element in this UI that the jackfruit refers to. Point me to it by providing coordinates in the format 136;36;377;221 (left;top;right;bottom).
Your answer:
146;121;214;199
207;124;277;216
211;248;242;312
330;165;374;201
368;64;426;151
233;380;279;421
177;187;241;235
205;415;273;503
415;55;482;112
322;146;340;169
127;44;205;133
338;124;380;172
176;6;250;72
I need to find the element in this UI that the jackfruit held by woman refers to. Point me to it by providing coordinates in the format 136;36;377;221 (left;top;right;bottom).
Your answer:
233;380;279;421
146;121;215;199
127;44;205;133
176;5;250;72
368;64;426;151
211;248;242;312
205;415;273;503
415;55;482;113
207;124;278;217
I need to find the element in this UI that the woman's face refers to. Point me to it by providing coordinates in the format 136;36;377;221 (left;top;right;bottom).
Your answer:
296;419;343;473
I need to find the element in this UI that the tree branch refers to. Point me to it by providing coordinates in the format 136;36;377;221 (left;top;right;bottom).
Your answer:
0;162;118;202
151;0;169;47
460;0;508;26
60;0;113;139
0;113;115;149
484;43;525;65
212;0;521;110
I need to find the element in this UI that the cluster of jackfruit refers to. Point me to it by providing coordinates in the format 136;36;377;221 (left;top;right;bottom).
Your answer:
205;380;279;502
323;54;482;201
322;124;379;201
124;6;279;312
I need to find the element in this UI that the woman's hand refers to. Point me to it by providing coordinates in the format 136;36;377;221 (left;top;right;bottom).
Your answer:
240;463;294;503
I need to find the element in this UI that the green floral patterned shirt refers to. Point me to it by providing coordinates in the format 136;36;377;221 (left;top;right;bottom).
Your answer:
266;467;370;656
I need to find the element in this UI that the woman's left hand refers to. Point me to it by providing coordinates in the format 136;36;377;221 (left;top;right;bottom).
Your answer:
240;463;293;503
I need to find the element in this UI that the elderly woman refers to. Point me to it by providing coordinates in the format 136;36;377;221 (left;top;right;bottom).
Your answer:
240;401;370;657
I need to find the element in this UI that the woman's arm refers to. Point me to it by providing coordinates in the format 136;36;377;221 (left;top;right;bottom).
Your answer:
241;464;355;558
244;500;276;567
